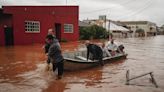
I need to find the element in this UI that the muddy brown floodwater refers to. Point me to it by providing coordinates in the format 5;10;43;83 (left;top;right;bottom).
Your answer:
1;36;164;92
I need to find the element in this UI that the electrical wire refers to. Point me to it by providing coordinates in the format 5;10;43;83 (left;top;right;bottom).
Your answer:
80;0;138;14
80;0;153;21
116;0;153;20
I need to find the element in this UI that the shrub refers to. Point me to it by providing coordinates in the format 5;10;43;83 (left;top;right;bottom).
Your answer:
136;28;144;33
79;25;108;40
60;38;68;42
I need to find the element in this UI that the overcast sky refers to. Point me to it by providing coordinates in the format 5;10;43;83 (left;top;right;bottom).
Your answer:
0;0;164;26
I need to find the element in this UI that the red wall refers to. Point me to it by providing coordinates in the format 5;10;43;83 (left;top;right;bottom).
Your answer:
0;21;4;45
12;13;53;45
0;6;79;45
0;15;13;45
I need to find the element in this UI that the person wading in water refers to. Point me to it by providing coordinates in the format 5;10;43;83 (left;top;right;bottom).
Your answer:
47;35;64;80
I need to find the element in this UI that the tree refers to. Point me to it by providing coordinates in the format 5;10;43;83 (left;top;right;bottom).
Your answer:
79;25;108;40
135;28;145;37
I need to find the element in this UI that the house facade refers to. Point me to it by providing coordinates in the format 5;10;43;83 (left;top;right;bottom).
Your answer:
120;21;157;37
0;6;79;46
158;25;164;35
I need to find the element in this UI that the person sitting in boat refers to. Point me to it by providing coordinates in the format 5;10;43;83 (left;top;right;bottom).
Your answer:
85;40;104;66
106;39;118;56
94;42;111;57
101;42;111;57
117;44;125;54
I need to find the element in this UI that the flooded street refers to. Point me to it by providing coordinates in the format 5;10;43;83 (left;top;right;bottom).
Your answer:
1;35;164;92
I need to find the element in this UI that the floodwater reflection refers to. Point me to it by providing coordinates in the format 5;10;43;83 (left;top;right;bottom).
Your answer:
0;36;164;92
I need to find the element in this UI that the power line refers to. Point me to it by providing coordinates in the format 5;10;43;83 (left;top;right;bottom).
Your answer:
116;0;153;20
81;0;153;20
80;0;154;21
80;0;138;14
115;0;152;16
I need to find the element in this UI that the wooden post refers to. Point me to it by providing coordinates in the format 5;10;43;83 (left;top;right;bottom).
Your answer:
128;72;152;81
126;70;129;85
125;70;158;88
150;72;158;88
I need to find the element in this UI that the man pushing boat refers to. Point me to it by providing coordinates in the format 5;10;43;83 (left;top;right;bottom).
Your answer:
85;40;104;66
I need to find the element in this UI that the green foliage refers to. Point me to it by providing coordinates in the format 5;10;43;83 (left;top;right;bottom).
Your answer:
79;25;108;40
136;28;145;33
60;38;68;42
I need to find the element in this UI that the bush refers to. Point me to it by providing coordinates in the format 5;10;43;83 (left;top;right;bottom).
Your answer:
60;38;68;42
136;29;144;33
79;25;108;40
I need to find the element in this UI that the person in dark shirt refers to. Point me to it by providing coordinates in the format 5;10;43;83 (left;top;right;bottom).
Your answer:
85;40;104;66
44;34;54;64
45;29;55;53
117;44;125;54
46;35;64;80
44;29;56;64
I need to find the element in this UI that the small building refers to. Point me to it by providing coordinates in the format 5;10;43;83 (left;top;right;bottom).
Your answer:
82;19;131;38
158;25;164;35
79;21;91;27
109;22;130;38
0;6;79;46
120;21;157;37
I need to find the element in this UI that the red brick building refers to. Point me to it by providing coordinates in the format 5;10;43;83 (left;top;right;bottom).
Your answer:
0;6;79;46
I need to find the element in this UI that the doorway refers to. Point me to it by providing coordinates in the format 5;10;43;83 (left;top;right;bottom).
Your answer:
55;23;61;41
4;27;14;46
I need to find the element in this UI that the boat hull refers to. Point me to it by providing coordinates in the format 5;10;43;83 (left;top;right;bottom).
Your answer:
64;54;127;71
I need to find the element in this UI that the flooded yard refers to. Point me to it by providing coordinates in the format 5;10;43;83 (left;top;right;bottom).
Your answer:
0;36;164;92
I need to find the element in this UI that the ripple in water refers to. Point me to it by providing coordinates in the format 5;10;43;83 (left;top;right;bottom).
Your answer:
0;63;55;92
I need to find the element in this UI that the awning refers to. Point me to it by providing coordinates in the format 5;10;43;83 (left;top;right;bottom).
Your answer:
109;22;130;32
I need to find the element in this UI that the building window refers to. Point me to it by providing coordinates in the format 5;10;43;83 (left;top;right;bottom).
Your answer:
25;21;40;33
64;24;73;33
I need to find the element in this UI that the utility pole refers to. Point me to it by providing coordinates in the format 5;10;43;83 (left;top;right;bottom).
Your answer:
105;16;106;31
108;19;112;40
108;19;110;33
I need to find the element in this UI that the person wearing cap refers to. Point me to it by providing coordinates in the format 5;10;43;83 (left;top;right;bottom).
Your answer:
47;35;64;80
85;40;104;66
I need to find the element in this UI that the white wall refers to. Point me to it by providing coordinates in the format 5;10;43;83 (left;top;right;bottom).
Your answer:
126;22;157;37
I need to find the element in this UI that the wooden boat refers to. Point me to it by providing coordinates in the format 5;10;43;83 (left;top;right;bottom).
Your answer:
63;50;127;71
